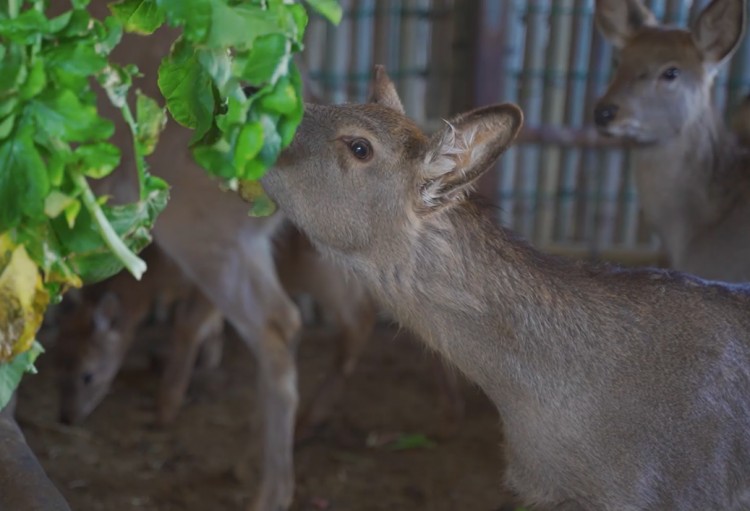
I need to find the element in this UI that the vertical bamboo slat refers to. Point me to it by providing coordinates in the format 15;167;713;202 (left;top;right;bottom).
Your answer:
399;0;431;124
352;0;376;103
556;0;594;243
535;0;574;245
515;0;550;239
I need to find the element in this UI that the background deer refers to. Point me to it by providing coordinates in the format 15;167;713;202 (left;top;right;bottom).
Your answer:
260;66;750;510
593;0;750;282
56;243;225;426
55;6;377;508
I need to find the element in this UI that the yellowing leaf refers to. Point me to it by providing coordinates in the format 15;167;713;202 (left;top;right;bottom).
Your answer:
0;233;49;362
238;180;277;217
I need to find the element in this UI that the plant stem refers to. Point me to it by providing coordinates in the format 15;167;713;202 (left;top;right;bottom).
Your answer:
71;170;147;280
7;0;18;18
119;103;148;201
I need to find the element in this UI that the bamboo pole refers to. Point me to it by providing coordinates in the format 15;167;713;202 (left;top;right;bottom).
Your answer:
497;0;525;228
515;0;551;239
556;0;595;242
325;0;353;104
399;0;431;124
535;0;575;245
352;0;376;103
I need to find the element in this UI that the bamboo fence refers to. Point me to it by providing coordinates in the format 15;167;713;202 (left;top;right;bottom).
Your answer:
300;0;750;265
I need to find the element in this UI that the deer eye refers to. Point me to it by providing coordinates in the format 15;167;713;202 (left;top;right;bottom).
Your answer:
348;138;372;161
82;372;94;385
661;67;680;81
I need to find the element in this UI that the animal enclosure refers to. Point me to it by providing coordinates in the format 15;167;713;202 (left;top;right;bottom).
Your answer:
301;0;750;264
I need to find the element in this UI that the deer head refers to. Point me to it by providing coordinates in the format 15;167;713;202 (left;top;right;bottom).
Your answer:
593;0;746;143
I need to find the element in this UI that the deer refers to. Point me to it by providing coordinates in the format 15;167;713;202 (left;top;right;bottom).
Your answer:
56;242;226;426
731;93;750;147
593;0;750;283
0;394;72;511
258;65;750;510
48;5;378;508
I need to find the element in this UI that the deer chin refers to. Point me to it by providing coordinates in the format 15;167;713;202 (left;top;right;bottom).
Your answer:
597;120;658;145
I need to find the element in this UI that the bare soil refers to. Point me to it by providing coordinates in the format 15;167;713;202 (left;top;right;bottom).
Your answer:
16;320;517;511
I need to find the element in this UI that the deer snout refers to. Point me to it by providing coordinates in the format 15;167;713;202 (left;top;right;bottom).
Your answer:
594;103;619;128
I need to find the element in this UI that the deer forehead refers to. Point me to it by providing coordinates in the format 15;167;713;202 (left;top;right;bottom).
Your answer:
620;28;704;72
314;104;428;156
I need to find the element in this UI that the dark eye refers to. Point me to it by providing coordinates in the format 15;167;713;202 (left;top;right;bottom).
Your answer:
661;67;680;81
348;138;372;161
82;372;94;385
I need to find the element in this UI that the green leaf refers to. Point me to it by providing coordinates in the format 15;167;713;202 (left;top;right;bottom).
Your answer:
305;0;343;25
135;91;166;155
19;58;46;101
51;187;168;283
0;9;49;44
387;433;437;451
238;33;289;85
232;121;264;176
158;38;214;138
109;0;166;34
0;341;43;411
44;191;77;219
259;76;298;115
0;130;48;230
29;89;114;143
0;44;26;95
75;143;122;179
0;115;15;141
44;40;108;89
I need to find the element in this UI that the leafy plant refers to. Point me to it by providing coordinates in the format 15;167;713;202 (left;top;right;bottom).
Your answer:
0;0;342;409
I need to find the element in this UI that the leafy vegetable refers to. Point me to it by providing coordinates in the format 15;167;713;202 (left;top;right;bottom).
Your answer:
0;0;341;409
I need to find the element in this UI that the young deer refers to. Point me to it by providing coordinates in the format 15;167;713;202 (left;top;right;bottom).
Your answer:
594;0;750;282
56;243;225;426
260;66;750;510
64;6;379;508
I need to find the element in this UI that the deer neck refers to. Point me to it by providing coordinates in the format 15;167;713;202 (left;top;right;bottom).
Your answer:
331;206;601;415
631;107;744;265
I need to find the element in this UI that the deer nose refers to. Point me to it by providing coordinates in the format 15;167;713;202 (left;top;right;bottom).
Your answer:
594;104;619;127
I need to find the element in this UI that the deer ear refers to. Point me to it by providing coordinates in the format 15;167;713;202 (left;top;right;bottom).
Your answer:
594;0;657;49
692;0;746;70
93;292;120;332
419;104;523;210
368;65;405;114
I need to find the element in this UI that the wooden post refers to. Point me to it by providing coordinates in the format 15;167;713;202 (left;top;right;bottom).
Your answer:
469;0;510;204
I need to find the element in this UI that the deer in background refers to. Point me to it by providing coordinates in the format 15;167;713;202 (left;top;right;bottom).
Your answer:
56;243;225;426
594;0;750;282
55;6;377;508
260;65;750;510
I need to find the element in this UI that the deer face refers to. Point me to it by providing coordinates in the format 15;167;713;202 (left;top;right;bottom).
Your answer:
262;66;523;257
593;0;746;143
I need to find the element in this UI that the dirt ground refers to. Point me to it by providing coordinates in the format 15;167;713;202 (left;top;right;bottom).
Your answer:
16;318;518;511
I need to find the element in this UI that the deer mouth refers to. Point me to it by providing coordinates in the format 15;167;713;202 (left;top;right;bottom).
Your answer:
596;120;657;145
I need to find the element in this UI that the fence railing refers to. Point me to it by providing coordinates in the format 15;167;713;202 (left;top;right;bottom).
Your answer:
301;0;750;265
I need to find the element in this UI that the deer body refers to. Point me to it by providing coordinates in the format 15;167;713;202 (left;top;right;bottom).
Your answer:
261;67;750;510
594;0;750;282
55;6;379;509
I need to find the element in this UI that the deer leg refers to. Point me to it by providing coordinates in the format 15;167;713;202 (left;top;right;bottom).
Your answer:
247;309;301;511
0;394;72;511
195;317;224;371
431;358;465;438
295;301;376;444
157;288;222;426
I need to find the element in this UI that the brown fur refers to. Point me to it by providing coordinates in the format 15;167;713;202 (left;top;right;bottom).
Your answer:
594;0;750;282
261;66;750;510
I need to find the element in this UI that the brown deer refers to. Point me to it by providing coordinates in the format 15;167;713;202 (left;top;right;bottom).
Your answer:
259;66;750;510
732;93;750;147
56;243;225;426
53;5;379;508
593;0;750;282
